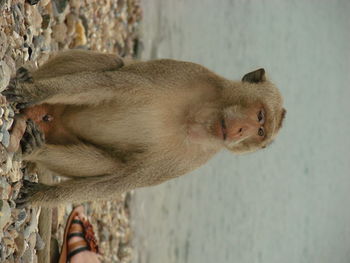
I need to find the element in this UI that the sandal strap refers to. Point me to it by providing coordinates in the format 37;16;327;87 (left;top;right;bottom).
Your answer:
68;240;88;252
69;224;83;232
67;246;90;261
71;219;84;227
67;232;85;240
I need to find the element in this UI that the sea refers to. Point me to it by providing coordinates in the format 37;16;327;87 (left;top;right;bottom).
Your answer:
130;1;350;263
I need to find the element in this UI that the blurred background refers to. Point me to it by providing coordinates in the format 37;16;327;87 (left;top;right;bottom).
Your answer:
131;1;350;263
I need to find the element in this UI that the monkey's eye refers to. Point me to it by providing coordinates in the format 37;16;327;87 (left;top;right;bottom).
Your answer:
258;127;265;137
257;110;265;124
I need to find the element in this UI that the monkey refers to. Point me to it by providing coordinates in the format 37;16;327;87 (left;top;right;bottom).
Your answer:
2;49;286;207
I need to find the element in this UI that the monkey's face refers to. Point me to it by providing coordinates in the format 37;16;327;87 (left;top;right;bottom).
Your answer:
219;68;286;154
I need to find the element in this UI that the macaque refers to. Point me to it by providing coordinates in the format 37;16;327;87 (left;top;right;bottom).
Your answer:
3;50;286;207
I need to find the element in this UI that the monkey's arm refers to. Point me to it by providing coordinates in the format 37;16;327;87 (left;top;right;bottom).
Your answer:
4;58;210;106
32;49;125;79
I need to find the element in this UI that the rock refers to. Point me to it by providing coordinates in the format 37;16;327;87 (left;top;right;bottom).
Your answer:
0;177;11;199
14;234;26;257
35;232;45;250
70;0;81;10
27;232;36;250
15;209;27;228
1;129;10;147
0;0;6;10
22;246;34;263
3;55;16;75
8;200;16;209
66;13;77;36
25;4;43;36
72;19;87;47
26;0;41;5
0;200;11;230
0;31;8;59
2;155;12;175
51;0;68;14
8;229;18;240
0;61;11;92
42;28;52;51
5;118;14;130
0;108;4;118
117;243;133;261
0;144;8;172
39;0;50;6
10;181;22;200
52;23;67;43
2;236;16;258
8;108;15;118
23;209;38;239
41;14;51;29
8;165;22;183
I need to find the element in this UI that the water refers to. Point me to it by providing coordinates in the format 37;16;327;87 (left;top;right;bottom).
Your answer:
131;1;350;263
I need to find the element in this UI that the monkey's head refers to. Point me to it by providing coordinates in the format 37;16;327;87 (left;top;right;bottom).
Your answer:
219;68;286;154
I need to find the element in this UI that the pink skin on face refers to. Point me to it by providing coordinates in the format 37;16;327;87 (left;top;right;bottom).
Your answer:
214;103;266;143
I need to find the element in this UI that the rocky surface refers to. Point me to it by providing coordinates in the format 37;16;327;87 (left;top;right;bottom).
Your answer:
0;0;142;262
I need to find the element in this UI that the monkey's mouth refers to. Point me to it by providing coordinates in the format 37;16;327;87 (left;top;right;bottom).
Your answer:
221;119;227;140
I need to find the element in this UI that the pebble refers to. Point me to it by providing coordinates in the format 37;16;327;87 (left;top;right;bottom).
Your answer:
52;23;67;43
41;14;51;30
10;181;22;200
51;0;68;14
1;130;10;148
72;19;87;47
35;232;45;251
15;209;27;228
66;13;77;36
0;31;8;59
0;200;11;230
25;5;43;36
2;236;16;258
0;61;11;92
27;232;37;250
22;246;34;263
26;0;41;5
23;209;38;239
0;177;11;199
14;234;26;257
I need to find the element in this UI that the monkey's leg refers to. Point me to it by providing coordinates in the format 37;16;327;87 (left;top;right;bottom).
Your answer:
25;143;122;178
32;49;125;80
16;172;135;207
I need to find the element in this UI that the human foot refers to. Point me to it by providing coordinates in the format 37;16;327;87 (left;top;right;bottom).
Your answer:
59;206;100;263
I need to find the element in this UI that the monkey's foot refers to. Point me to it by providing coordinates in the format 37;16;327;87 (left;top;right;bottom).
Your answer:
20;119;45;156
2;67;35;109
16;180;48;208
16;67;33;83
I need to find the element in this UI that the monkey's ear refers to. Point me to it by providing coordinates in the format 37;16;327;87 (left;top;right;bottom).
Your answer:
242;68;266;83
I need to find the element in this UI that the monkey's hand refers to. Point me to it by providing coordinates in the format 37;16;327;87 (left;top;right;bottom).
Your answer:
16;180;51;208
2;67;36;109
20;119;45;156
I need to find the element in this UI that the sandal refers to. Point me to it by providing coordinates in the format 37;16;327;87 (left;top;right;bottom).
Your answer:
58;206;99;263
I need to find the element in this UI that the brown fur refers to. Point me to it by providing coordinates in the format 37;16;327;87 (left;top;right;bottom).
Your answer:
8;50;285;206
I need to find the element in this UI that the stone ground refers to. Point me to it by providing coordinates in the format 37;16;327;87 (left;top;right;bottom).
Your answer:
0;0;142;262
